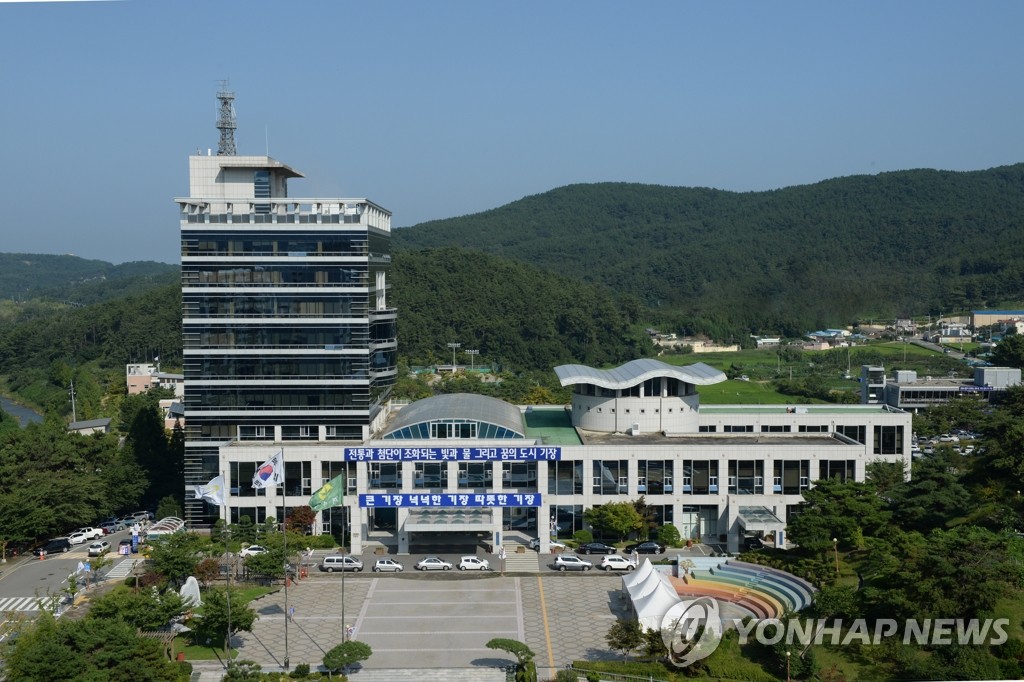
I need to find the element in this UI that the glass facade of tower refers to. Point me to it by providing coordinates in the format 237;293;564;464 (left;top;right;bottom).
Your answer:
178;157;395;526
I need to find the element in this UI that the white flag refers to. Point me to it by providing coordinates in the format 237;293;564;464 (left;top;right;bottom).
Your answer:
194;475;225;506
252;451;284;489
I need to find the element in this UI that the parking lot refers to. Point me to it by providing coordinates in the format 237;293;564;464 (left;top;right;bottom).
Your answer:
232;567;631;677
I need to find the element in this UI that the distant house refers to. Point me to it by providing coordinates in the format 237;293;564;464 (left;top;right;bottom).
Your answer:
756;338;781;348
126;363;184;398
159;399;185;431
68;417;112;436
807;329;849;347
894;318;917;334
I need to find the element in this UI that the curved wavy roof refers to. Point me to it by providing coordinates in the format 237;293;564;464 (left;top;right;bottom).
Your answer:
381;393;525;438
554;358;727;389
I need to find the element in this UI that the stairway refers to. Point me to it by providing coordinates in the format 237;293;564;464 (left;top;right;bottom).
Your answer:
501;538;539;573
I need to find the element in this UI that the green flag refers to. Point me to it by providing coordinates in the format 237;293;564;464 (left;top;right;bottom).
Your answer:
309;473;345;512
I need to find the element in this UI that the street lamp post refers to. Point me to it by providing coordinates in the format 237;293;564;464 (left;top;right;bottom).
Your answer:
832;537;839;577
786;650;791;682
342;506;347;640
447;342;461;372
466;349;479;372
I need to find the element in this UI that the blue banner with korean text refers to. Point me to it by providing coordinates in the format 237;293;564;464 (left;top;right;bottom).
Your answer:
344;446;561;462
359;493;542;508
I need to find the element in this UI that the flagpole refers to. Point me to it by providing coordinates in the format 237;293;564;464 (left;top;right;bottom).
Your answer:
306;473;347;642
282;447;289;670
224;469;231;659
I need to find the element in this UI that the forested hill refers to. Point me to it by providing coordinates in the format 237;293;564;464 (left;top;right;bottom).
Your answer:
0;254;178;305
393;164;1024;334
391;248;651;368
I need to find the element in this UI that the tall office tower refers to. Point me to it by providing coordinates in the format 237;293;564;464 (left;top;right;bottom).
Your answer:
176;100;396;526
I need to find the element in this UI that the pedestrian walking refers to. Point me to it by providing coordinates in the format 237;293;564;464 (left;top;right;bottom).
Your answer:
288;606;295;621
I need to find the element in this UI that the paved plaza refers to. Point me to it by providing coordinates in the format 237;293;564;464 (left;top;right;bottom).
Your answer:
221;569;631;679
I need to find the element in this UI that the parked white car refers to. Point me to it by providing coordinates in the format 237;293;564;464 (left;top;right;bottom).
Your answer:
529;538;567;551
68;531;89;545
600;555;636;571
373;558;404;573
239;545;268;558
458;556;490;571
73;527;103;541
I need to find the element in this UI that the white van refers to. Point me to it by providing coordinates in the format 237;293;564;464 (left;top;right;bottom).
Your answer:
319;555;363;573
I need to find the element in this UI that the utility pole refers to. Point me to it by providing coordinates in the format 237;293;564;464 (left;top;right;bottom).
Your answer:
69;380;77;423
466;349;479;372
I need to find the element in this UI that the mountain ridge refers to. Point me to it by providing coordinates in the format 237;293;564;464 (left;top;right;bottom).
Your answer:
393;163;1024;333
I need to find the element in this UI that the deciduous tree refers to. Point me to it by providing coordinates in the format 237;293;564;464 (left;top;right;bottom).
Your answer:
584;502;644;542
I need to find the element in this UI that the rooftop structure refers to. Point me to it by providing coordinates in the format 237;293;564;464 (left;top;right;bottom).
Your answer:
179;92;395;528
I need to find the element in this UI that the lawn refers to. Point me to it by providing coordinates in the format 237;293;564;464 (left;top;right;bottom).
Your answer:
698;379;824;405
990;592;1024;641
173;584;275;661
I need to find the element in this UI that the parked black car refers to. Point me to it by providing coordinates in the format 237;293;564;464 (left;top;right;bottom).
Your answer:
577;542;617;555
745;537;764;551
624;541;666;555
32;538;72;556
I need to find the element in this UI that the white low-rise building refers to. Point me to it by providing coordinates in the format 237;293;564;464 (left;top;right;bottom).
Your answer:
208;359;911;555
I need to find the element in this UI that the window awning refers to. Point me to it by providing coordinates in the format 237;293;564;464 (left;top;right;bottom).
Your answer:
737;506;784;532
404;507;495;532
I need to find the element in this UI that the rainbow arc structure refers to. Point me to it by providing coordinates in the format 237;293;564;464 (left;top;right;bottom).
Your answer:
670;558;816;620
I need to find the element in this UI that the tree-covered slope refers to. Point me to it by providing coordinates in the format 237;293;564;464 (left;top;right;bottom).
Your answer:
391;248;651;369
0;281;182;415
0;253;177;304
394;164;1024;332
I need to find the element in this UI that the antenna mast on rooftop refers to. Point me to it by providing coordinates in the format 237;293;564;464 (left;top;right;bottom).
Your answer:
216;82;237;156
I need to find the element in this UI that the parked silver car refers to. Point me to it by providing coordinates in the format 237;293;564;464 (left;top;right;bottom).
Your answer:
88;540;111;557
319;555;363;573
415;556;453;571
553;554;593;571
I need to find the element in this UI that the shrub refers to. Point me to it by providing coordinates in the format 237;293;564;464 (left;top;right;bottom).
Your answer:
323;641;372;673
656;524;682;547
516;660;536;682
289;662;310;678
573;529;593;544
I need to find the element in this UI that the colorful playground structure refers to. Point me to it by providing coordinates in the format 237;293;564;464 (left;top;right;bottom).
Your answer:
672;556;816;620
623;556;817;630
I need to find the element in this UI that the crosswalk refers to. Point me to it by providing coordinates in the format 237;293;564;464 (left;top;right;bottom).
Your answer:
104;558;139;580
0;597;44;612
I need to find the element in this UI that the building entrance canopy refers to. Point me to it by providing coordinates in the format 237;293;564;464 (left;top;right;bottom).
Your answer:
405;508;494;532
737;506;784;532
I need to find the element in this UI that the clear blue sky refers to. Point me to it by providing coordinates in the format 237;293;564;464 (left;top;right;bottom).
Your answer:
1;1;1021;264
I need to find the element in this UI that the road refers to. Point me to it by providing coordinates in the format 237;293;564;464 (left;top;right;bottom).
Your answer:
911;337;966;360
0;528;140;635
